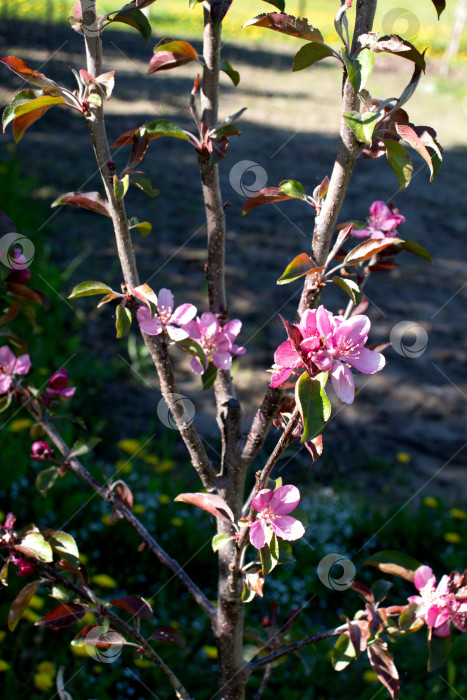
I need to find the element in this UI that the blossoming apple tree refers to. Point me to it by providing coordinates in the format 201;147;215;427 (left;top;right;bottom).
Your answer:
1;0;465;698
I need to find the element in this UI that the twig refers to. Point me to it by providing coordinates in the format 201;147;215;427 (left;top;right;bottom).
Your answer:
35;561;194;700
247;626;346;673
80;1;217;492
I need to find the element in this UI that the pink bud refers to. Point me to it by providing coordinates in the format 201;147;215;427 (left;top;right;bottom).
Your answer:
31;441;54;460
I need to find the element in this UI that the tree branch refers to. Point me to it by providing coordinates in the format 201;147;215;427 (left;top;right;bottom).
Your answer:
20;390;217;628
35;561;194;700
247;626;346;673
79;1;217;491
298;0;378;316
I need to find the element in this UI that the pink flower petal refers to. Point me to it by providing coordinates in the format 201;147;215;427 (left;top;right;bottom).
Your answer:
250;520;269;550
14;354;31;376
172;303;197;325
414;566;436;592
0;346;16;372
251;489;274;513
199;312;219;338
433;620;451;637
190;356;205;375
157;288;174;314
212;352;232;370
59;387;76;399
270;367;293;389
346;346;385;374
351;226;371;238
223;319;242;340
337;315;370;345
269;484;300;515
331;363;355;404
316;305;334;337
184;319;201;341
274;340;299;367
0;375;12;393
166;325;189;341
232;344;246;355
271;516;305;541
137;307;162;335
299;308;318;337
369;200;391;222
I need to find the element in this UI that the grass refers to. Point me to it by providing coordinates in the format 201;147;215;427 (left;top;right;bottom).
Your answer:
2;0;466;56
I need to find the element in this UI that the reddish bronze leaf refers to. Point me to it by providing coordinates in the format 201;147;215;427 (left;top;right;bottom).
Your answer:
242;13;324;42
0;56;59;91
367;641;400;699
108;595;153;621
374;35;426;70
174;493;235;522
51;192;111;217
150;626;185;648
242;187;295;215
147;43;198;74
8;580;42;631
344;237;402;265
37;603;87;630
12;105;52;143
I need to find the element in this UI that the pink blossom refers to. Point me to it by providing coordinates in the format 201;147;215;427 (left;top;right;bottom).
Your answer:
269;306;385;404
408;566;467;637
184;312;246;374
11;556;35;577
351;200;405;239
249;485;305;550
137;288;197;341
31;441;54;461
0;346;31;394
45;369;76;401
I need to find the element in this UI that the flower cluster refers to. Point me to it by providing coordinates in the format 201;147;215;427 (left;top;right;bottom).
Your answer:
270;306;385;404
249;485;305;550
351;200;405;240
409;566;467;637
0;346;31;394
136;288;245;374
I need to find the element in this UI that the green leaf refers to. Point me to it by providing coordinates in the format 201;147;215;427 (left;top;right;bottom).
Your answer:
220;59;240;86
87;92;102;107
176;338;207;372
384;139;413;190
116;304;132;338
260;539;279;576
8;580;42;631
293;43;335;71
144;119;189;141
343;110;378;146
36;467;59;496
279;179;306;200
15;533;53;562
68;281;114;299
295;372;331;442
371;579;393;604
212;533;231;552
400;239;431;262
43;530;80;569
3;89;38;131
343;48;374;93
202;362;218;391
130;220;152;237
113;174;129;200
49;585;71;602
277;253;325;285
131;177;160;197
69;437;101;458
332;633;357;671
365;550;422;582
8;95;65;121
107;8;151;40
0;392;13;413
428;633;451;672
332;276;361;306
